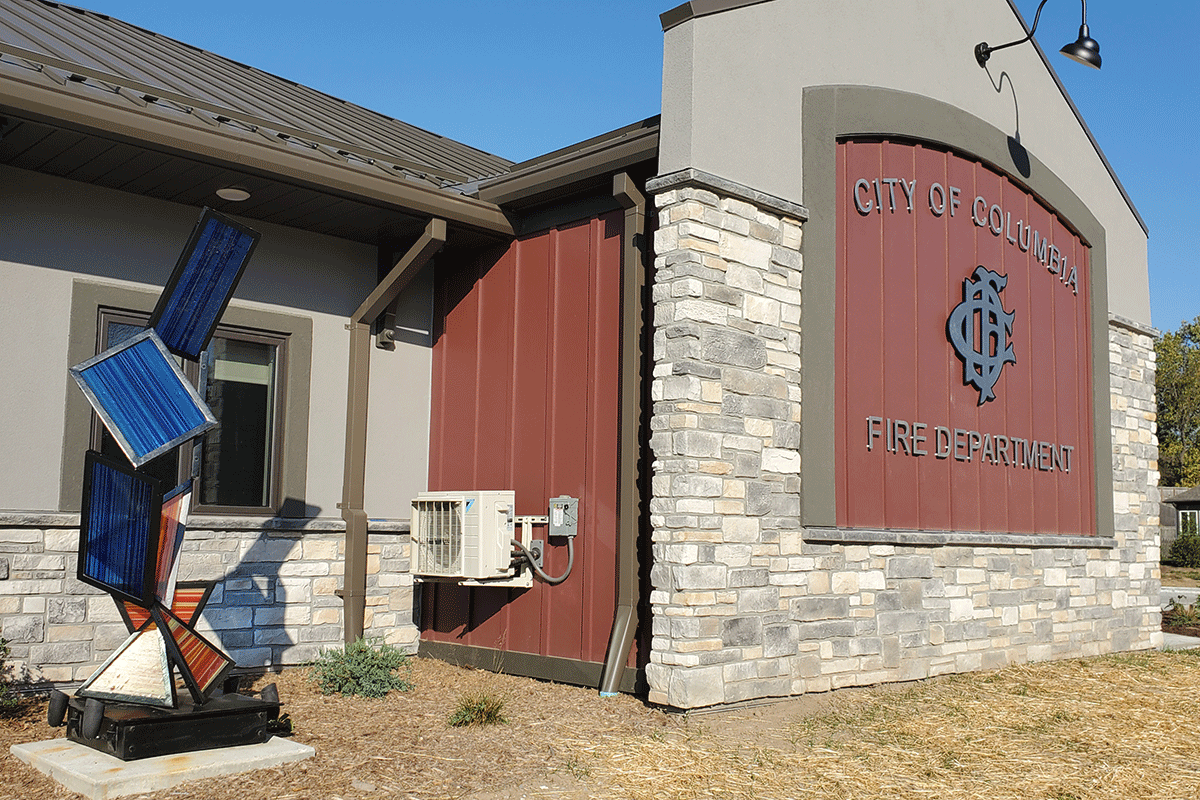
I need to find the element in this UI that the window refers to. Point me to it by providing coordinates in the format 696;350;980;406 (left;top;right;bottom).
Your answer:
94;309;286;514
1182;510;1199;538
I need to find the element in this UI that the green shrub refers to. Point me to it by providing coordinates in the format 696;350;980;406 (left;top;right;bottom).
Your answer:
448;692;507;727
309;638;413;698
1167;519;1200;567
0;638;21;716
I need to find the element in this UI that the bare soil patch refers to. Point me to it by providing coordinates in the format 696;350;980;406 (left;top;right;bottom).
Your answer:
1160;564;1200;587
5;650;1200;799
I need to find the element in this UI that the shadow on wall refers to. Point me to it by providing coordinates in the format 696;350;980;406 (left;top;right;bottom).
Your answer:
189;516;345;670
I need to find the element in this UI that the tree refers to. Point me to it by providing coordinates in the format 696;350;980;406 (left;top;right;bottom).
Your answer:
1156;315;1200;487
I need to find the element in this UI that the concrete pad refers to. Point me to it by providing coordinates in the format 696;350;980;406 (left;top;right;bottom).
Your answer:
1162;632;1200;651
1161;586;1200;609
11;737;315;800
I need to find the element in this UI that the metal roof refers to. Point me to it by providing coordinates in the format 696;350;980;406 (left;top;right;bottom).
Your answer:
0;0;513;187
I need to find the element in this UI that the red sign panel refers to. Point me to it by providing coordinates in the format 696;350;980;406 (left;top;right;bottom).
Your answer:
835;139;1095;535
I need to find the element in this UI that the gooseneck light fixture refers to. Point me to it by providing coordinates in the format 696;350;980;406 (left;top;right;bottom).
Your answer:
975;0;1101;69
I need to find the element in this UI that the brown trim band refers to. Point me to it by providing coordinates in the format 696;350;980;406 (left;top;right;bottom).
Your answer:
418;640;644;695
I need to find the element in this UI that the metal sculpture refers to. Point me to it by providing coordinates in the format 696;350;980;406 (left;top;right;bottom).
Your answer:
48;209;282;760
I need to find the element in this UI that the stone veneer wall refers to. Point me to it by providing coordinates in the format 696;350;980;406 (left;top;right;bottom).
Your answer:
0;514;416;683
644;169;1161;709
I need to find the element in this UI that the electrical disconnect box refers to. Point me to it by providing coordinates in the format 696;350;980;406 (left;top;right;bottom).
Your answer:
549;496;578;538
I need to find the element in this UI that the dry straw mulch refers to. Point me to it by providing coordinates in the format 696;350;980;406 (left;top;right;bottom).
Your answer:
4;649;1200;799
565;649;1200;800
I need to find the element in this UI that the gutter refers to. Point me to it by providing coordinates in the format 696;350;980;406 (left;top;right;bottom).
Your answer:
598;173;648;696
340;218;447;642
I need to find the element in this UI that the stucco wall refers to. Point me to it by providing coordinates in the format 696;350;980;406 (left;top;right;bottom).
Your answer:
659;0;1150;325
0;164;432;519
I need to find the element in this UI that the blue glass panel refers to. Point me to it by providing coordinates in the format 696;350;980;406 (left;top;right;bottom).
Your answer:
80;453;158;603
71;331;216;467
152;211;259;360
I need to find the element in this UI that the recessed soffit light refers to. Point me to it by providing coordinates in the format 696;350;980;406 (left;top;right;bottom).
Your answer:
216;187;251;202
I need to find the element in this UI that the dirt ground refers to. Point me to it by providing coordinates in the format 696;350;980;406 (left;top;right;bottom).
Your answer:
5;649;1200;800
1160;564;1200;587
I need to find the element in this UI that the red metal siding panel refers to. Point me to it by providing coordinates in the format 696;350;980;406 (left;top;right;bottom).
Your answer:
423;212;624;668
836;139;1096;536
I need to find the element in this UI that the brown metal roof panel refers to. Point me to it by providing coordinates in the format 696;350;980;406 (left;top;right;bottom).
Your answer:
0;0;513;181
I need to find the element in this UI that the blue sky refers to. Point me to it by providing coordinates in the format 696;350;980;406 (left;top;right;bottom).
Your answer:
70;0;1196;332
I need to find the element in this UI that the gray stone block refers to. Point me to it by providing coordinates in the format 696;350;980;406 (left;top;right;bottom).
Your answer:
790;596;849;621
2;615;44;644
48;597;86;624
723;395;791;421
738;587;780;613
745;483;773;516
722;616;762;647
30;642;89;664
773;422;801;449
763;625;798;658
701;328;767;369
886;556;934;579
674;565;727;590
729;568;770;588
668;665;725;708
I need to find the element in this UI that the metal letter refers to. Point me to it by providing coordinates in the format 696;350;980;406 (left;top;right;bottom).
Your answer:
1062;446;1074;473
935;426;951;459
854;179;873;214
912;423;928;456
1048;245;1061;275
989;204;1004;236
968;431;982;462
996;434;1010;465
1017;220;1030;252
1066;265;1078;295
954;429;969;461
867;416;883;451
883;177;898;212
895;419;911;455
973;196;987;227
950;186;961;217
900;179;916;212
1006;212;1017;245
929;183;946;216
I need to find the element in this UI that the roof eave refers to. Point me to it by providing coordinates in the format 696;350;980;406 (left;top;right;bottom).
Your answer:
1;70;514;238
478;118;659;208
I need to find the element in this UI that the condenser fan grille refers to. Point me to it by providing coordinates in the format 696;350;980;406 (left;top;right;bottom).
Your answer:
414;499;462;575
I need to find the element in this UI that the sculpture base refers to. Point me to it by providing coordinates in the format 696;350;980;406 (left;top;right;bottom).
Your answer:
65;693;280;761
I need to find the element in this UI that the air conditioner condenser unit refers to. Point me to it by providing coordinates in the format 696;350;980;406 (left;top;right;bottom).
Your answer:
410;490;530;587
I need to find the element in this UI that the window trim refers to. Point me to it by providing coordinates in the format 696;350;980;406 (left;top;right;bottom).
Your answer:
1181;509;1199;538
63;280;312;518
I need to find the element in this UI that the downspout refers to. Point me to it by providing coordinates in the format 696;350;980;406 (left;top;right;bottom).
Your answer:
599;173;647;695
341;218;447;643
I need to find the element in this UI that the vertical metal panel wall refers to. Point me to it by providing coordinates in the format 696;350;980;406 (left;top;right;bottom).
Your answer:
423;211;623;670
835;139;1096;536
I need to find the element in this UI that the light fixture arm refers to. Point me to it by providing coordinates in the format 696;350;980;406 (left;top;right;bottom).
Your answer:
976;0;1054;65
975;0;1097;69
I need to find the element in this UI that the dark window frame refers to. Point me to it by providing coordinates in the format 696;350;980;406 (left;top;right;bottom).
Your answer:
93;307;288;515
63;280;311;518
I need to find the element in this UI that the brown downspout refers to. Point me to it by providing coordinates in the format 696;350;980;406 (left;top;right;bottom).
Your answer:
341;218;447;643
599;173;647;695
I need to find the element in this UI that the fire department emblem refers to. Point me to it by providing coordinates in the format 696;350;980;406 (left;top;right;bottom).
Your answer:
947;265;1016;405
